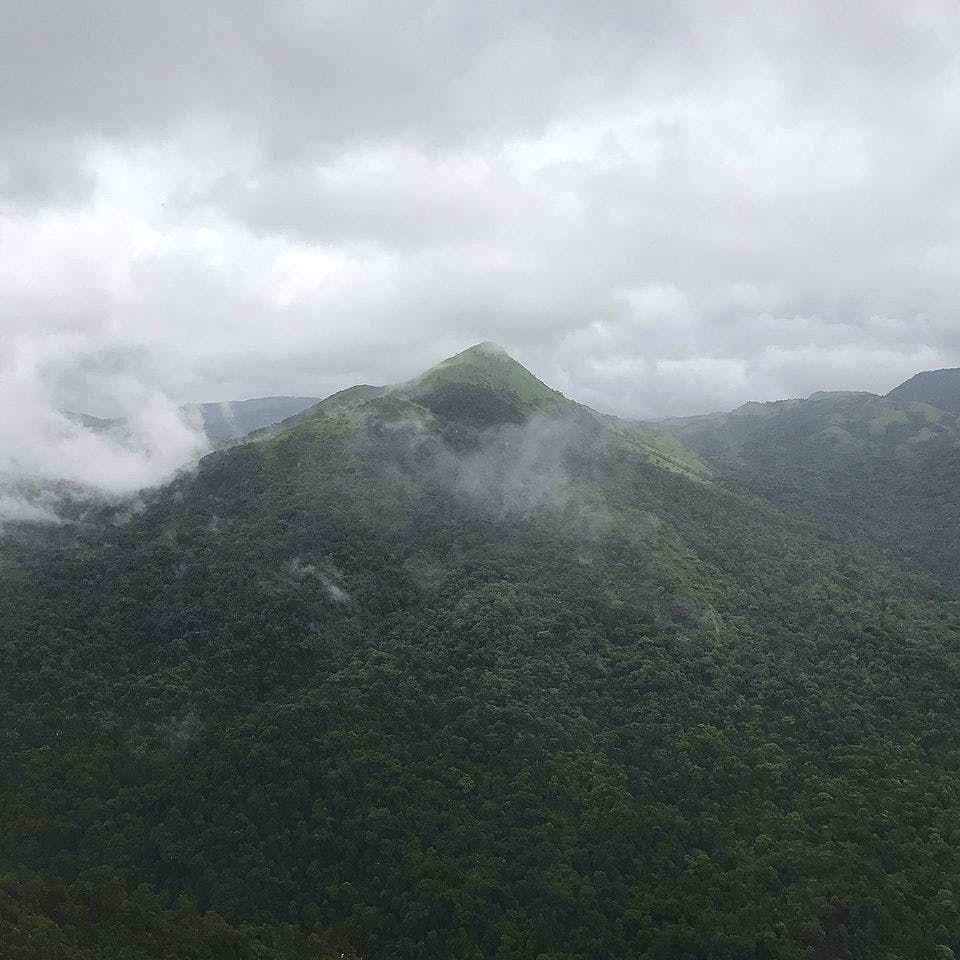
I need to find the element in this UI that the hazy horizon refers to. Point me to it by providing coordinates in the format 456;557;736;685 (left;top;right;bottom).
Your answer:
64;338;933;422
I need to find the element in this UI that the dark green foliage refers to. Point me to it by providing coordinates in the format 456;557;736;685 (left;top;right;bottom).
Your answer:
655;390;960;592
414;380;529;428
4;350;960;958
0;868;341;959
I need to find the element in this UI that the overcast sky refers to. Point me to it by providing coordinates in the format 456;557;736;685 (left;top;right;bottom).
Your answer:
2;0;960;502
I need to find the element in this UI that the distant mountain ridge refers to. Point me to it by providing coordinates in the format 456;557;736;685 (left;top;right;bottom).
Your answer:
190;396;323;442
886;366;960;413
68;395;322;445
67;359;960;449
648;381;960;594
650;387;960;458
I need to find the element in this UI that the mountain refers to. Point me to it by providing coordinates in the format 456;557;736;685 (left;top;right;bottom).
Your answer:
63;411;117;432
260;342;707;478
190;396;324;443
4;345;960;958
886;366;960;413
401;340;563;420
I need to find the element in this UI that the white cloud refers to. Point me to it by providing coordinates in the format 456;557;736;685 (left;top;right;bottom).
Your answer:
0;335;207;519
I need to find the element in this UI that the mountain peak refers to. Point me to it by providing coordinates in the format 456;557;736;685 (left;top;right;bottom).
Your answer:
427;341;516;371
399;342;563;426
414;342;560;396
462;340;509;356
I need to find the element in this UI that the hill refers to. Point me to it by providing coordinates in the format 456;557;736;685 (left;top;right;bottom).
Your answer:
886;366;960;413
192;396;323;443
4;346;960;958
651;388;960;591
262;342;708;479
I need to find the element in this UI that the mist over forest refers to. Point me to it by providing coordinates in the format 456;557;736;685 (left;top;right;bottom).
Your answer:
5;2;960;958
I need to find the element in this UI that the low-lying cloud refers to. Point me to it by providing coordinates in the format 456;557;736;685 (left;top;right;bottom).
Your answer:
283;558;351;603
454;412;614;545
0;341;208;522
456;413;576;515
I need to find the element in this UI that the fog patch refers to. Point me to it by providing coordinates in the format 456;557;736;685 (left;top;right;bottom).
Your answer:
452;412;612;541
457;413;573;512
110;495;147;526
166;706;203;748
320;576;349;602
349;406;434;458
0;345;209;523
0;474;124;530
0;487;62;525
350;403;616;539
283;557;351;603
402;552;453;589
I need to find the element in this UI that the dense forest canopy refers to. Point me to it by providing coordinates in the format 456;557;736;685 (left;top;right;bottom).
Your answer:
4;345;960;959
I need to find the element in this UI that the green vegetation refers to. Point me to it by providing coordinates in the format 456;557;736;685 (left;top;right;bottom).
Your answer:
4;348;960;958
403;341;561;407
653;388;960;592
0;869;342;960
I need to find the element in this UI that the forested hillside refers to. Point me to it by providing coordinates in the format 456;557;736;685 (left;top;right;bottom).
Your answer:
4;346;960;959
653;389;960;592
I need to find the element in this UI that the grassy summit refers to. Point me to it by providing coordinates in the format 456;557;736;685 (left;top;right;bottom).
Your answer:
403;341;561;408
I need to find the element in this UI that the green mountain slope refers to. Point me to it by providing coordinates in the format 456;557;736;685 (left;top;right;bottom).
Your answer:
655;388;960;457
4;347;960;958
263;342;708;480
887;366;960;413
400;341;563;423
652;389;960;591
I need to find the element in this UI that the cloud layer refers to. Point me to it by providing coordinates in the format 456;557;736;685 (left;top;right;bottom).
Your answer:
2;0;960;509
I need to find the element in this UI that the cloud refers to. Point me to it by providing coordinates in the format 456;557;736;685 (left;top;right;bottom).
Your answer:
456;412;576;515
0;491;62;526
1;0;959;501
0;333;208;521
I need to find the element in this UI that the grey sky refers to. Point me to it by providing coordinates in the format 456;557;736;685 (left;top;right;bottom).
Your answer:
2;0;960;502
